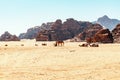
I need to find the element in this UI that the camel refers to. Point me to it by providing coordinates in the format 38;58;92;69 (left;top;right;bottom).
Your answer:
90;43;99;47
54;40;64;46
79;43;88;47
54;43;57;47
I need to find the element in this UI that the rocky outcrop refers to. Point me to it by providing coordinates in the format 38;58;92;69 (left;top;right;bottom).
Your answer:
36;33;48;41
19;26;41;39
51;19;62;30
18;18;104;41
93;29;113;43
0;31;20;41
19;33;26;39
62;18;84;37
36;19;104;41
73;24;103;41
36;19;93;41
112;24;120;43
19;22;53;39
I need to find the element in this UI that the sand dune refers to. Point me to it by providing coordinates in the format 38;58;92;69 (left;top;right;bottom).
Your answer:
0;40;120;80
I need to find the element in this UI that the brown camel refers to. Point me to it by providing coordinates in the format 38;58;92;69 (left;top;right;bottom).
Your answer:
54;40;64;46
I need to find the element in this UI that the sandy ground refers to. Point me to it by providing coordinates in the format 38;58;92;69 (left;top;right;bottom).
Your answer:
0;40;120;80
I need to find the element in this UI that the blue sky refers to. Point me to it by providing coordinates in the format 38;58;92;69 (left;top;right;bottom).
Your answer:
0;0;119;35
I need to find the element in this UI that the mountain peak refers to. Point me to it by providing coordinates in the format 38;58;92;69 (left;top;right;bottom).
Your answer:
96;15;120;30
98;15;110;21
102;15;109;19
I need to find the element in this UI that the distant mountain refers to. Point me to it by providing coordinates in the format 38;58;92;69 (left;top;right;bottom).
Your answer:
95;15;120;30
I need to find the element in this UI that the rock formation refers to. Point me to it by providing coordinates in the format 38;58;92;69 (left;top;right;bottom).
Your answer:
73;24;103;41
36;19;93;41
93;29;113;43
36;33;48;41
19;22;53;39
0;31;20;41
19;26;41;39
112;24;120;43
19;18;105;41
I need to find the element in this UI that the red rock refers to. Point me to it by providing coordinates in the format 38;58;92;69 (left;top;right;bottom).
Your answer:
36;33;48;41
0;31;20;41
112;24;120;43
94;29;113;43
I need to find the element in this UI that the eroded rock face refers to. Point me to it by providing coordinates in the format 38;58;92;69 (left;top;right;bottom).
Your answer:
94;29;113;43
19;22;53;39
18;18;104;41
36;19;83;41
112;24;120;43
19;33;26;39
62;18;84;36
36;33;48;41
19;26;41;39
74;24;103;41
51;19;62;30
36;19;105;41
36;19;77;41
0;31;20;41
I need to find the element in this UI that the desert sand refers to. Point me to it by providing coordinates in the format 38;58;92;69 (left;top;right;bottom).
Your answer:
0;40;120;80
